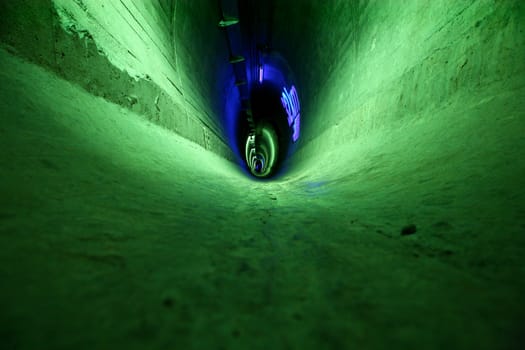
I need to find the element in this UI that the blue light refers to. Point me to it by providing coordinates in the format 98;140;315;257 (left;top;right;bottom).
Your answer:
292;114;300;142
259;65;264;83
281;85;300;142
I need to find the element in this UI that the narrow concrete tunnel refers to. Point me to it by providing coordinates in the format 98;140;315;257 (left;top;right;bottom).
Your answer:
1;0;524;348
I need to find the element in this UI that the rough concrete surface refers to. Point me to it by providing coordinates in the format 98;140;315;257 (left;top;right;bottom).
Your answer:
1;0;525;349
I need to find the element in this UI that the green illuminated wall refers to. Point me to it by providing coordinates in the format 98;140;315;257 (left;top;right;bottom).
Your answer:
272;1;525;166
0;0;233;159
0;1;524;349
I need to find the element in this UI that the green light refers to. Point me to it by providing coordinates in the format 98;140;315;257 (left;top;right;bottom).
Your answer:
244;122;278;177
0;0;524;348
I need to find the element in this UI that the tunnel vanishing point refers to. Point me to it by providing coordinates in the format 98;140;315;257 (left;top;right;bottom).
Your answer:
1;0;524;349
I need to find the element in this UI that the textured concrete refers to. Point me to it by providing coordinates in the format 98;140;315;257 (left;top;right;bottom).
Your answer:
1;0;525;349
0;0;233;159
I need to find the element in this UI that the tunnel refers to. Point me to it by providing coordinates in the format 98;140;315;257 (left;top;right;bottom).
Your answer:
0;0;524;348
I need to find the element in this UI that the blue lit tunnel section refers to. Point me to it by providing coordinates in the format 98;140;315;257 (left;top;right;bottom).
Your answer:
241;52;301;178
218;3;300;178
220;51;301;178
281;85;301;143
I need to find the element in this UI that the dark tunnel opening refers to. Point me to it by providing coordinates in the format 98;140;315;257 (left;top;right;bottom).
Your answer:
233;57;301;178
219;0;301;178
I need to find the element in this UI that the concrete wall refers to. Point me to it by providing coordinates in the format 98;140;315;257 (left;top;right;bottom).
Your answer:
272;0;524;162
1;1;525;348
0;0;233;160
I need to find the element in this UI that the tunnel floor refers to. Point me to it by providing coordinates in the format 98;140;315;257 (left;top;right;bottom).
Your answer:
1;48;525;349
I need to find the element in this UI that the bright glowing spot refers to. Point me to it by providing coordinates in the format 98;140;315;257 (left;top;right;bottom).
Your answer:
281;85;300;142
244;124;278;177
259;65;264;83
292;114;300;142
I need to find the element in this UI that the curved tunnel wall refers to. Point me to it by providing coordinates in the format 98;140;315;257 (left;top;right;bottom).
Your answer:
271;0;524;171
1;0;525;349
0;0;234;159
